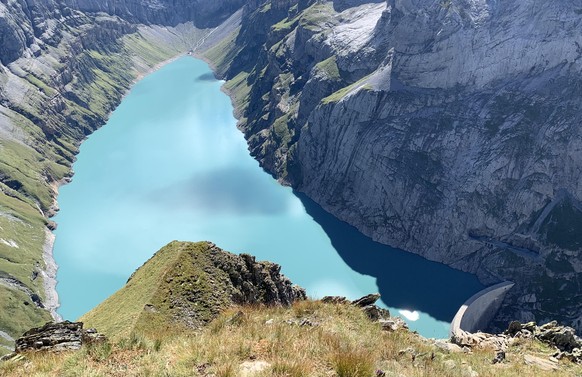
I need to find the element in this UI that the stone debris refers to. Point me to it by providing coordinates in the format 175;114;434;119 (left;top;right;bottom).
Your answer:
451;330;510;351
505;320;582;362
14;321;106;353
239;360;270;377
321;293;398;325
524;354;559;371
380;317;408;332
321;296;349;305
491;350;505;364
451;319;582;368
299;318;318;327
434;340;464;353
362;304;391;322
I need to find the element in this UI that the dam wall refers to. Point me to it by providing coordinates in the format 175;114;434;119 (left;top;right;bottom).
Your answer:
450;281;515;337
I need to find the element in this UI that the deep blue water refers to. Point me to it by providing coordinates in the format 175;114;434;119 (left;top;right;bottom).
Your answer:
52;57;484;338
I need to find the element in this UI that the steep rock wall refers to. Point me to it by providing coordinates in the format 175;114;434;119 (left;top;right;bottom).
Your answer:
211;0;582;333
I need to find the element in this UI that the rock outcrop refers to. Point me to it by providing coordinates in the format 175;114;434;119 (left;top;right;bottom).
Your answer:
204;243;307;307
14;321;105;353
452;320;582;363
322;293;408;331
506;321;582;363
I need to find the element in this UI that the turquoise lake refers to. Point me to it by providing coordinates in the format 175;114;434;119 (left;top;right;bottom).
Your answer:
52;57;484;338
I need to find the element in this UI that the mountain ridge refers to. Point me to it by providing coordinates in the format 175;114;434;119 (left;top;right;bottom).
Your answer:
1;241;581;376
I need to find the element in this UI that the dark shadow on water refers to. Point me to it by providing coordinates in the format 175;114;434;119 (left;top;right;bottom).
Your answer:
147;168;290;215
295;192;485;322
196;72;218;82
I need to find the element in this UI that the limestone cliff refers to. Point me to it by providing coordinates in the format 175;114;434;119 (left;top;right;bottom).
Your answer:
206;0;582;333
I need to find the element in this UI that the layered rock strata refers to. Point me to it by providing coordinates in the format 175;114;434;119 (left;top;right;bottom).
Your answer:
209;0;582;333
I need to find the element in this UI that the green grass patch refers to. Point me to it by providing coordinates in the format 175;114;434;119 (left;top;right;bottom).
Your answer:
314;56;341;81
123;33;179;68
24;74;56;97
299;3;335;31
81;241;238;340
0;191;48;300
321;74;371;104
0;286;52;339
203;28;242;75
273;113;292;146
272;3;334;33
224;71;251;110
0;139;64;210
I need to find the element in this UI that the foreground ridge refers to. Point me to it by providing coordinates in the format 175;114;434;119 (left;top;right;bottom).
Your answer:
1;241;581;376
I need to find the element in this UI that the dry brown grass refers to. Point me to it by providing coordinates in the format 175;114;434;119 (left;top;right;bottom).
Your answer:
1;301;581;377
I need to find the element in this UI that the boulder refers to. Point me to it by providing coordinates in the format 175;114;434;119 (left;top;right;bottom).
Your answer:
524;354;559;371
361;305;390;322
379;317;408;332
491;350;505;364
321;296;349;305
504;320;582;362
15;321;106;353
351;293;381;307
536;322;581;352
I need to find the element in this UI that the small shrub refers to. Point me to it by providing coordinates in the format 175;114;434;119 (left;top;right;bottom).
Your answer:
331;348;375;377
215;363;236;377
153;338;163;352
86;341;112;361
270;359;310;377
118;332;148;351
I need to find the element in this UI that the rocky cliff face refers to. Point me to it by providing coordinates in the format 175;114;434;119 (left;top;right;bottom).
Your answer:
63;0;244;27
209;0;582;333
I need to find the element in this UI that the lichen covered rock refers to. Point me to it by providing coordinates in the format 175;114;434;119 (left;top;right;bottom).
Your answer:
14;321;105;353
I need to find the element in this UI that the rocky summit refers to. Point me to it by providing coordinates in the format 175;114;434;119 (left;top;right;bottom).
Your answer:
80;241;306;339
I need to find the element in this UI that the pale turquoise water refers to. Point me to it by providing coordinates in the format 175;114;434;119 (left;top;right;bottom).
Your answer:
52;57;484;338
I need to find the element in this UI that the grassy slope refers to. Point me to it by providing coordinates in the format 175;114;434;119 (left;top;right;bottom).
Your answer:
80;241;225;340
0;27;187;350
80;241;189;340
82;241;268;341
2;301;582;376
3;240;580;376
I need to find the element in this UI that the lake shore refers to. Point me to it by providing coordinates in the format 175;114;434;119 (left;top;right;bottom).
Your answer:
41;51;187;321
